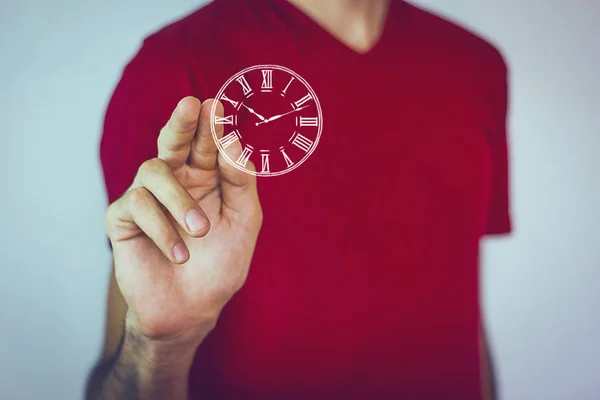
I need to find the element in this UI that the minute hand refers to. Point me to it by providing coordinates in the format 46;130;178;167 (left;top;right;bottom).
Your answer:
255;106;308;126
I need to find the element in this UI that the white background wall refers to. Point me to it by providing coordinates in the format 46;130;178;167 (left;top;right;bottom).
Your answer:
0;1;598;399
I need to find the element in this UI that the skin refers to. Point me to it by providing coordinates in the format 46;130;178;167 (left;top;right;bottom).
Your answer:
86;1;498;399
87;97;262;400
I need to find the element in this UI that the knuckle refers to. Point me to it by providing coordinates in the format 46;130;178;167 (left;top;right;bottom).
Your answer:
128;187;152;209
138;158;167;177
137;159;152;176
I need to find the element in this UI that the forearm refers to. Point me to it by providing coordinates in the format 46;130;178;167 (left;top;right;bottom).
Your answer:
88;320;213;400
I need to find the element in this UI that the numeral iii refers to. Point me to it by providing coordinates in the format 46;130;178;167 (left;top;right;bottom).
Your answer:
299;117;318;127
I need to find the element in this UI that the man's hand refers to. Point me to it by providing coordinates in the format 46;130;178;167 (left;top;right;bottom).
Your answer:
105;96;263;341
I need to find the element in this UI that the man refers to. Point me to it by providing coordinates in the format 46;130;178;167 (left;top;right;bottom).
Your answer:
86;0;512;399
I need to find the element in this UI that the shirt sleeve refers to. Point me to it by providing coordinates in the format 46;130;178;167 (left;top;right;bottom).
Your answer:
483;50;512;236
99;34;194;247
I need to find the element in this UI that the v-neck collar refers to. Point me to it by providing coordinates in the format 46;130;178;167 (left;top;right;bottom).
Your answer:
255;0;402;61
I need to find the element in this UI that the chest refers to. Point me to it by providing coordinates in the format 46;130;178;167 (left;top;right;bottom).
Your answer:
255;61;493;247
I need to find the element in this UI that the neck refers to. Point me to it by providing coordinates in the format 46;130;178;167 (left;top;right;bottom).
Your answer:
286;0;391;53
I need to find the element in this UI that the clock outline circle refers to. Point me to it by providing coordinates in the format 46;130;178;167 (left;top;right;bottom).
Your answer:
210;64;323;177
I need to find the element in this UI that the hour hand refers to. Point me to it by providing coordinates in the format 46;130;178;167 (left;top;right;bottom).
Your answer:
241;104;266;121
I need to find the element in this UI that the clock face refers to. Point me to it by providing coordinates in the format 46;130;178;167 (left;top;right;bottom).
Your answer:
210;65;323;177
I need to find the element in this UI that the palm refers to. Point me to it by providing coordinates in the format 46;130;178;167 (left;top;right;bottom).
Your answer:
109;98;262;338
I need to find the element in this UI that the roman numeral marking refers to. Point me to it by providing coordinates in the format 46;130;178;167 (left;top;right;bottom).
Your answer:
261;153;270;172
214;115;234;125
282;77;295;94
236;146;253;167
291;133;313;152
280;148;294;168
261;70;273;89
220;94;239;108
294;93;312;108
236;75;252;96
219;130;239;148
299;117;318;127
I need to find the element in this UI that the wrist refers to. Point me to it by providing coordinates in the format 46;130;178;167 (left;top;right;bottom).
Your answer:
99;319;212;399
123;313;216;370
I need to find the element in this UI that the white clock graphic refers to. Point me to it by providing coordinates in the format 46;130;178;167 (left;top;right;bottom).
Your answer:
210;65;323;177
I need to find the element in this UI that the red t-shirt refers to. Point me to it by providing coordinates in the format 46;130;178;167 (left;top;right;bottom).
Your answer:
100;0;512;398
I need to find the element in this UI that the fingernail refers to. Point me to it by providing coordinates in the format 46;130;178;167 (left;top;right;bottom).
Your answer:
173;243;188;263
186;209;207;233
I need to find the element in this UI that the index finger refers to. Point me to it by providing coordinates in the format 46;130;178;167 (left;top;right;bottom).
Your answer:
157;96;201;168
